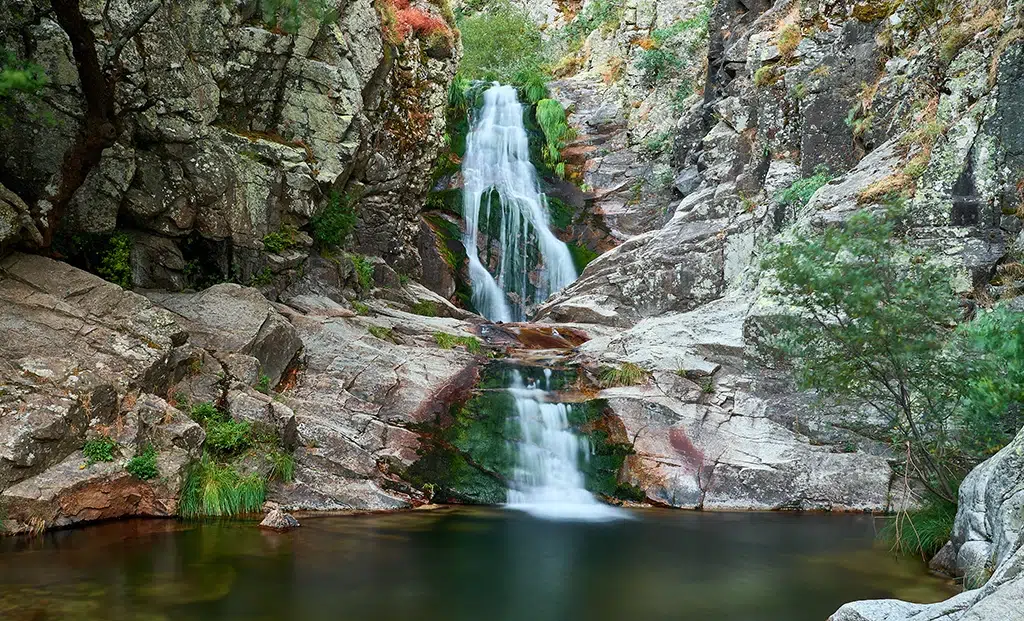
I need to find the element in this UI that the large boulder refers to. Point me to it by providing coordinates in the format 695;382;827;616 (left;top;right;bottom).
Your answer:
146;284;302;386
830;427;1024;621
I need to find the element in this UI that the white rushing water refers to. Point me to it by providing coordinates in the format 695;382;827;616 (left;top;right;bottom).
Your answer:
507;369;626;522
461;84;578;322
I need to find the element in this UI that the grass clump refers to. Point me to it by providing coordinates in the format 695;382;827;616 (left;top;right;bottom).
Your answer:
267;449;296;483
410;300;439;317
352;301;370;315
312;191;358;249
777;24;802;61
598;362;649;387
205;419;253;455
369;325;395;341
349;254;375;290
535;99;574;177
125;445;159;480
255;373;272;394
179;454;266;518
433;332;482;354
879;497;957;559
262;226;301;254
82;436;117;465
753;64;781;87
190;402;226;426
776;165;832;210
98;232;133;290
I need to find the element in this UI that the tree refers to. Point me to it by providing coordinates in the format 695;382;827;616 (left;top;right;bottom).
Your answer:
762;208;968;502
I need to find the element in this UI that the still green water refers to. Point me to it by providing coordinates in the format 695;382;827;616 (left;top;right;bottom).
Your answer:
0;508;954;621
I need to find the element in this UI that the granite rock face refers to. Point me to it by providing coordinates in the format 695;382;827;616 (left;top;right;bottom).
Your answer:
830;427;1024;621
0;0;457;285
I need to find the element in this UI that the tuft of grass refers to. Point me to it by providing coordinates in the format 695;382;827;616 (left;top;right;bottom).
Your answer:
179;454;267;518
878;497;957;559
753;64;781;87
255;373;272;394
410;300;439;317
267;449;296;483
369;325;395;341
82;436;117;465
262;225;301;254
125;445;159;480
598;362;649;387
349;254;375;290
776;165;832;210
190;402;227;425
777;24;802;61
352;301;370;315
205;419;253;455
857;173;914;204
433;332;482;354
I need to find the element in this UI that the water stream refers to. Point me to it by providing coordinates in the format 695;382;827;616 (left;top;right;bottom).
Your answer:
461;84;616;520
462;84;577;322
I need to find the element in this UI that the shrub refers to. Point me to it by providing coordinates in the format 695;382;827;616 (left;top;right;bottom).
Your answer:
598;362;649;387
312;192;358;249
179;454;266;518
255;373;272;394
99;232;133;290
457;4;546;85
126;445;159;480
352;301;370;315
82;436;117;465
536;99;573;172
433;332;482;354
638;48;682;86
775;166;832;210
205;419;253;455
258;0;338;32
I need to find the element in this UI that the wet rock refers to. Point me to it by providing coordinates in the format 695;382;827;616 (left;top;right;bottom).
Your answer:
259;508;300;531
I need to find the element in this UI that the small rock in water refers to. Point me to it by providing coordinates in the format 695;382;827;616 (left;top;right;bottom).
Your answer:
259;508;300;532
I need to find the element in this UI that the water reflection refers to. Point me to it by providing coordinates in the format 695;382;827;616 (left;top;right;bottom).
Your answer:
0;508;955;621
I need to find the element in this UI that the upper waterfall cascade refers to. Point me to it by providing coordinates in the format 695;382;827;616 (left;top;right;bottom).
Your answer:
461;84;578;323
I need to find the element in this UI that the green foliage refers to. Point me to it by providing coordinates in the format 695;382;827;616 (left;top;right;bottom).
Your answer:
638;48;682;86
567;242;599;273
312;192;358;249
266;449;296;483
1;48;47;125
248;267;274;287
125;445;159;480
82;436;117;465
262;226;300;254
457;4;546;85
535;99;574;174
352;301;370;315
179;454;266;518
98;232;133;290
255;373;272;394
561;0;623;43
433;332;482;354
257;0;338;33
598;362;649;388
753;64;781;87
958;306;1024;458
349;253;375;290
190;402;227;426
410;300;439;317
879;496;957;558
762;208;988;502
205;419;253;455
369;325;395;341
775;165;832;210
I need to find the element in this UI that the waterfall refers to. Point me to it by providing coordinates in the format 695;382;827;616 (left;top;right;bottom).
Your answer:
507;369;625;521
461;84;578;322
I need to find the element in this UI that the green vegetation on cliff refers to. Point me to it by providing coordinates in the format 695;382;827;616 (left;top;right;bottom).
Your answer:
764;207;1024;553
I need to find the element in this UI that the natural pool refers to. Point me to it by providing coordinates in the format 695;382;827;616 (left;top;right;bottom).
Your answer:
0;508;955;621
